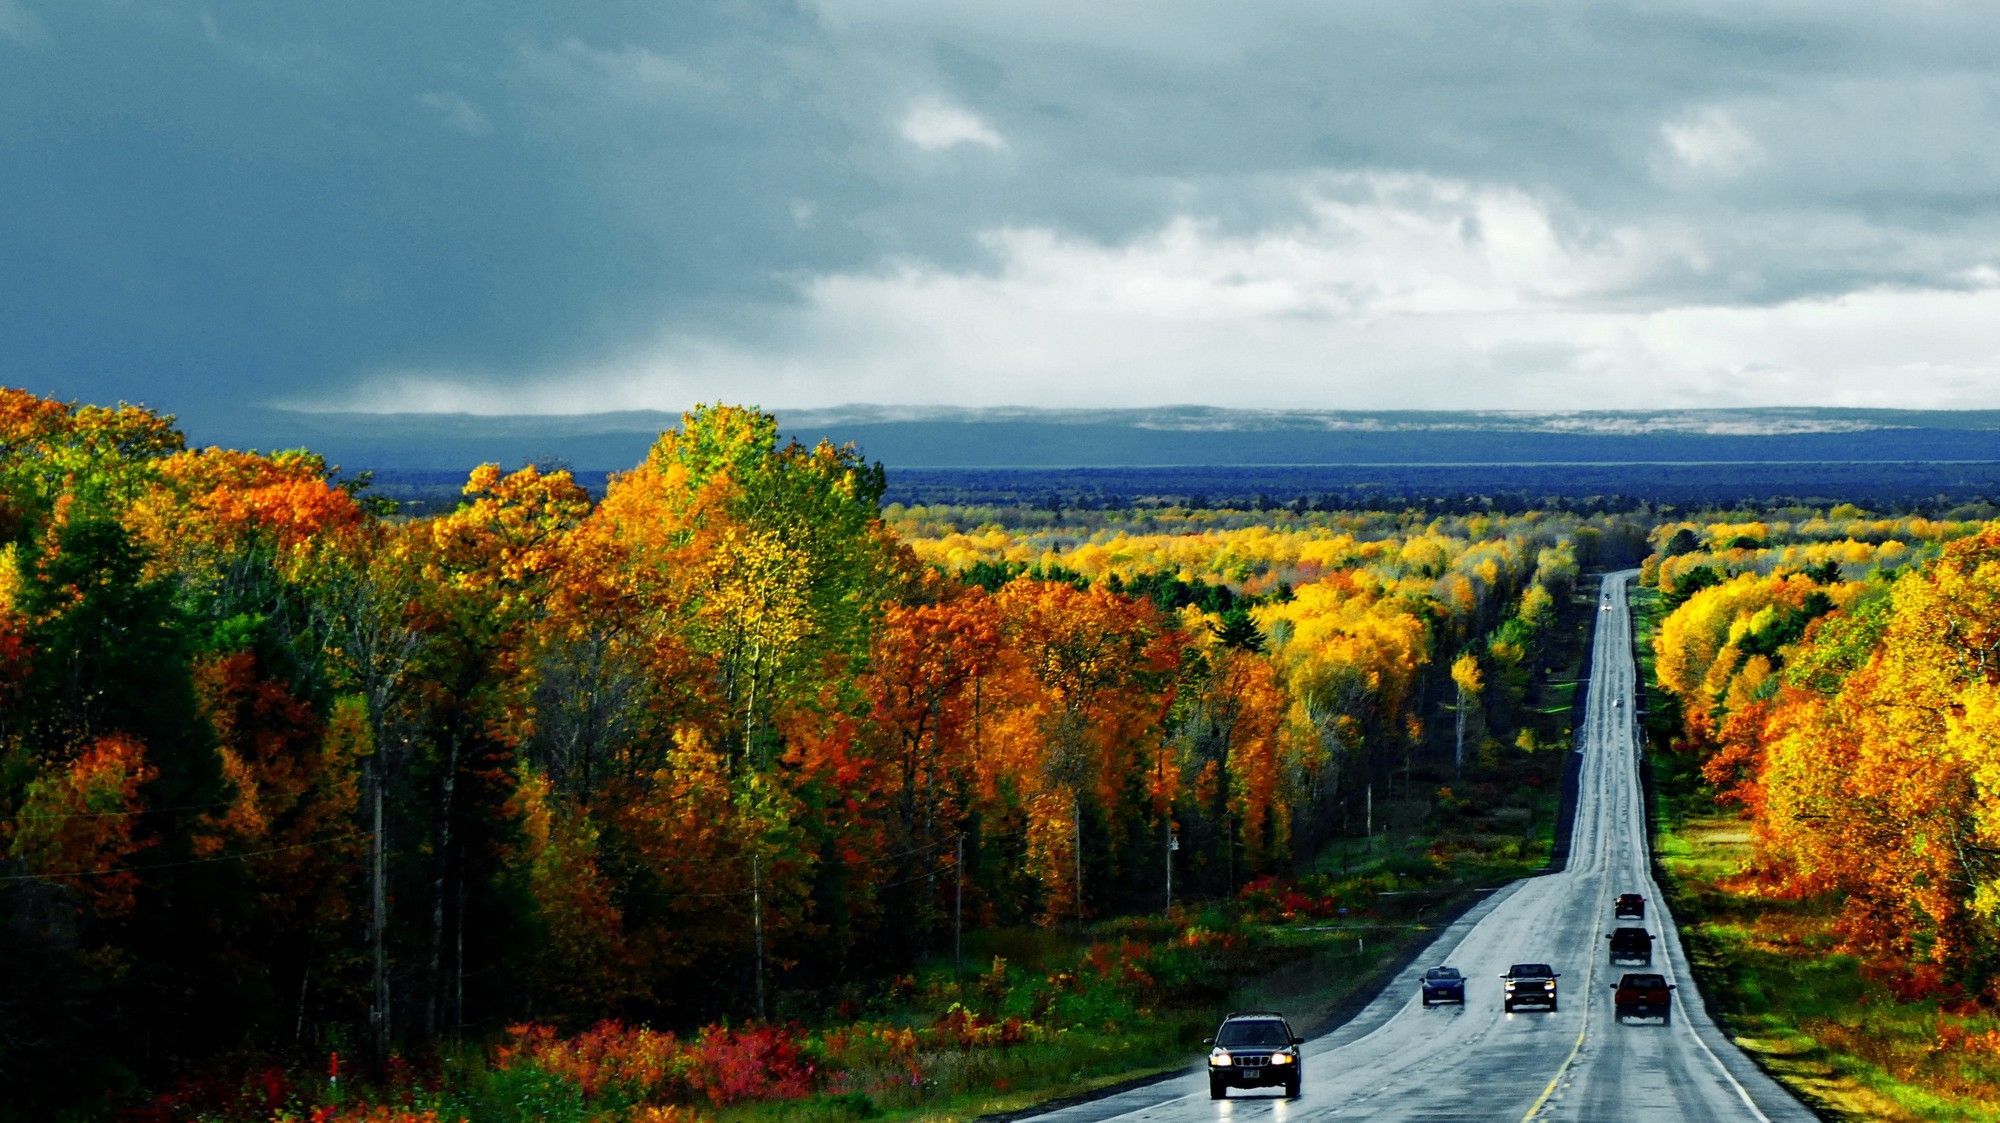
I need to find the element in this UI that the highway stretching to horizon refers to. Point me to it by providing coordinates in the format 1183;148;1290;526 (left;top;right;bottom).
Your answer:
1021;571;1819;1122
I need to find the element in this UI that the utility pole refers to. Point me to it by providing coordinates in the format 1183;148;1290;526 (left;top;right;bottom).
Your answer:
953;834;965;982
370;757;389;1069
1165;822;1177;918
751;851;766;1021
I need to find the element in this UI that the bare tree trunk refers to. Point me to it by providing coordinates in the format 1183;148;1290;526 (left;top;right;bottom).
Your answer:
425;734;459;1042
1072;795;1083;924
1455;686;1467;780
370;757;389;1069
454;846;466;1039
294;935;314;1050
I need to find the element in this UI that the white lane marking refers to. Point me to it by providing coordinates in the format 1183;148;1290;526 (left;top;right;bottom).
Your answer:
1609;573;1774;1123
1666;956;1774;1123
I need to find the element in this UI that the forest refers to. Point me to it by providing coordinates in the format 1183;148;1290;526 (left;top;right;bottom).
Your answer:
1643;510;2000;982
1642;512;2000;1117
0;389;1640;1120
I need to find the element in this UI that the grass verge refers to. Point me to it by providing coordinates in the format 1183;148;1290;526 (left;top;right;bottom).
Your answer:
1653;810;2000;1122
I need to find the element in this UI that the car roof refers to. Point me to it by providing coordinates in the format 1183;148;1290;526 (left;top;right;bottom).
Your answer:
1425;966;1461;977
1618;973;1667;986
1221;1011;1289;1023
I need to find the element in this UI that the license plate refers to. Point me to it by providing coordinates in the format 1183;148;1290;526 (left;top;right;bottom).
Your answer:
1242;1068;1260;1079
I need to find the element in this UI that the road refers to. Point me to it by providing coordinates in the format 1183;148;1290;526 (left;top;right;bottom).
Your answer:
1026;571;1818;1122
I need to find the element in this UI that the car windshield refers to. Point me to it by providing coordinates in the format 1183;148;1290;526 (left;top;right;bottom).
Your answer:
1509;964;1553;977
1618;895;1641;903
1621;974;1666;988
1425;967;1460;980
1217;1020;1291;1047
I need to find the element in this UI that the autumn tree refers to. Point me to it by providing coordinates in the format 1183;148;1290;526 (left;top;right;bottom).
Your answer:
1450;652;1484;779
989;579;1182;922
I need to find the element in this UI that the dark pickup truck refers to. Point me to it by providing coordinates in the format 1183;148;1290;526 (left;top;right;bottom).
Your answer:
1606;927;1655;966
1611;972;1676;1023
1501;963;1560;1012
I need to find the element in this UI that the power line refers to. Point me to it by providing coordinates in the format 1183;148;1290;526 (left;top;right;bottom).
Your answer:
0;831;366;884
4;798;235;823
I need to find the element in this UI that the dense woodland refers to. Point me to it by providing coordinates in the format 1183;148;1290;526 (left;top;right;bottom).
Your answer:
0;389;1647;1114
1644;513;2000;991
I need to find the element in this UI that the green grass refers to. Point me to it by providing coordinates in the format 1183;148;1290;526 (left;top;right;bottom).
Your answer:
1653;812;2000;1121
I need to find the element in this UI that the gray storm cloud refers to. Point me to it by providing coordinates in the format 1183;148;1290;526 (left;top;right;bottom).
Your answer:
5;0;2000;423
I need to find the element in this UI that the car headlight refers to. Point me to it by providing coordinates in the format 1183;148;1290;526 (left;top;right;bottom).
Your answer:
1209;1050;1232;1067
1504;981;1516;990
1271;1052;1294;1065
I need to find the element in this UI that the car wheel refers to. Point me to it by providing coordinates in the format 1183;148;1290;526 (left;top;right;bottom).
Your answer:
1286;1076;1302;1099
1550;1001;1559;1012
1504;1001;1514;1012
1210;1079;1226;1100
1661;1009;1671;1025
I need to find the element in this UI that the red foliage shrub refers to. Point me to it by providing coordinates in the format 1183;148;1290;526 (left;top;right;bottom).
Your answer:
686;1024;815;1106
496;1019;818;1107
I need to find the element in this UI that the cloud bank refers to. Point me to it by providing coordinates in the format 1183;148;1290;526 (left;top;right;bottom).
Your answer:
5;1;2000;425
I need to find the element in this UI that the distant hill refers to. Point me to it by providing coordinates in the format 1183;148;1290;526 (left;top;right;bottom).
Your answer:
196;405;2000;474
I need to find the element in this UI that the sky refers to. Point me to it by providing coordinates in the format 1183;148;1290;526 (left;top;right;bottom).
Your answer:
7;0;2000;431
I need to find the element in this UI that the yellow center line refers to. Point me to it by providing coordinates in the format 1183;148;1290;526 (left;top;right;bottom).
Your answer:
1520;1018;1589;1121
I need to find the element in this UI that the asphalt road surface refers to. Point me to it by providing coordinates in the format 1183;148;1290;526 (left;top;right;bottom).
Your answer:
1025;571;1818;1123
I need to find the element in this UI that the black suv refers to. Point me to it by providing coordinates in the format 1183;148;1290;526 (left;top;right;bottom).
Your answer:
1606;927;1654;966
1614;893;1645;919
1205;1011;1303;1099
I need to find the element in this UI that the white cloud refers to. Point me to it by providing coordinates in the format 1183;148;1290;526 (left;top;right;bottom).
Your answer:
314;172;2000;415
420;90;493;136
1660;106;1762;178
899;96;1006;151
519;37;709;98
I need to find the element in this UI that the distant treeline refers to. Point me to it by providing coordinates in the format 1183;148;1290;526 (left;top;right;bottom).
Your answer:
363;461;2000;519
878;462;2000;513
